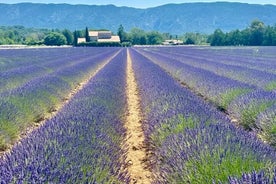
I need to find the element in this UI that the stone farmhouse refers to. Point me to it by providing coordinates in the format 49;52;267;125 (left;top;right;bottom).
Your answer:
78;31;120;44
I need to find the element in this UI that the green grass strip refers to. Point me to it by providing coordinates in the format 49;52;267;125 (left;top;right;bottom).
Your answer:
174;150;271;184
218;88;252;111
241;101;275;130
265;81;276;91
151;114;199;146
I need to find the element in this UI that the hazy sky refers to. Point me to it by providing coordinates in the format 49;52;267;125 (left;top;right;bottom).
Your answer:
0;0;275;8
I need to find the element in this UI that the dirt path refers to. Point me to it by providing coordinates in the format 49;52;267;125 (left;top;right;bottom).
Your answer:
0;50;121;157
125;49;152;184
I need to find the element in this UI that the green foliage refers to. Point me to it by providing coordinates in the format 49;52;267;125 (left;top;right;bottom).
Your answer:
151;114;199;146
0;90;60;148
0;121;19;151
185;37;195;45
62;29;73;45
241;101;275;130
208;20;276;46
179;150;269;184
73;30;83;46
265;81;276;91
218;88;252;111
44;32;67;46
182;32;208;45
264;119;276;146
209;29;225;46
0;26;47;45
121;42;132;47
129;28;147;45
128;27;164;45
85;27;90;42
77;25;165;47
250;19;265;45
117;24;128;43
0;26;78;46
162;124;275;183
257;111;276;146
78;41;121;47
147;31;164;45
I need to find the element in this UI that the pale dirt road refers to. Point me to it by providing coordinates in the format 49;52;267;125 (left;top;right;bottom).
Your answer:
125;49;152;184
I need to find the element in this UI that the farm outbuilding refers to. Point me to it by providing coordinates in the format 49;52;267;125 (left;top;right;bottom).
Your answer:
78;30;120;44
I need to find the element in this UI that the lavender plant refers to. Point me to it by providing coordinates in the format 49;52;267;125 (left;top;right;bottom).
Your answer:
256;105;276;146
0;49;129;183
228;169;276;184
135;47;254;110
228;90;276;130
0;47;120;150
136;46;276;147
130;48;276;183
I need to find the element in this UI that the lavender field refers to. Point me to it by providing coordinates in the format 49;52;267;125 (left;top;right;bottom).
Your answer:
0;46;276;183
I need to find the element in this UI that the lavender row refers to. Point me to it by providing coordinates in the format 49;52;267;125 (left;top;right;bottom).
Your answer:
0;47;115;93
0;47;86;72
0;47;120;150
135;47;255;109
141;47;276;90
130;48;276;183
0;49;129;183
228;90;276;147
135;47;276;145
157;46;276;74
228;169;276;184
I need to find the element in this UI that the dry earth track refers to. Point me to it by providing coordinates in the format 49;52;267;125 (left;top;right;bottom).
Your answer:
125;49;152;184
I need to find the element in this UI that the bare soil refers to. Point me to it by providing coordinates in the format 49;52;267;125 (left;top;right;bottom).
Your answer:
125;49;152;184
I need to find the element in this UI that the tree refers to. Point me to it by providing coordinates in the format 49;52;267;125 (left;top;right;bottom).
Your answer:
181;32;208;45
240;29;251;45
263;26;276;46
85;27;90;42
185;37;195;45
73;30;78;46
129;28;147;45
117;24;128;43
231;30;242;45
146;31;164;45
162;32;171;40
249;20;265;45
62;29;73;45
140;35;147;45
209;29;225;46
44;32;67;46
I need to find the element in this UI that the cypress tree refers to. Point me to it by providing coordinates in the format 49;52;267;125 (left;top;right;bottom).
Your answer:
85;27;90;42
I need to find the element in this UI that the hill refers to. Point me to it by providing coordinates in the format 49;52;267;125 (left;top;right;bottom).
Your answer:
0;2;275;34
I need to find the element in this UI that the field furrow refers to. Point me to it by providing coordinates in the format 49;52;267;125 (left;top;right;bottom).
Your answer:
125;49;152;183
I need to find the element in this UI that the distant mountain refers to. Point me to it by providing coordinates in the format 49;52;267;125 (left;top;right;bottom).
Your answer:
0;2;275;34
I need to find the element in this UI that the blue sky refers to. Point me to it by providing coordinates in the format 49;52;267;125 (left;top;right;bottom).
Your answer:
0;0;275;8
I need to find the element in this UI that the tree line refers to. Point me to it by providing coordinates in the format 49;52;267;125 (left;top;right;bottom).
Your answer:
1;20;276;46
0;25;204;46
117;25;209;45
0;26;73;46
208;20;276;46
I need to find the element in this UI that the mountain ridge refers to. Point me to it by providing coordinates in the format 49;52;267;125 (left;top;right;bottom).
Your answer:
0;2;275;34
